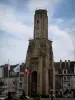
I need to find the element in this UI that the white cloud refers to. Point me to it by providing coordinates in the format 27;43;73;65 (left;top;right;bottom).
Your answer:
28;0;64;16
2;20;33;40
55;18;64;24
0;37;29;65
0;4;33;65
64;19;75;49
49;25;74;61
65;18;75;29
0;4;33;40
28;0;50;10
49;25;67;36
0;4;8;27
0;0;75;65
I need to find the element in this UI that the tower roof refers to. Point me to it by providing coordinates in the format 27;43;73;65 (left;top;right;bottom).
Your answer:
35;9;47;13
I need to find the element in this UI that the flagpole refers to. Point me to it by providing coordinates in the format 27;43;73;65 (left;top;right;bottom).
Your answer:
26;68;28;96
16;63;20;93
19;63;20;93
13;63;20;93
8;59;9;92
24;68;29;96
27;68;29;96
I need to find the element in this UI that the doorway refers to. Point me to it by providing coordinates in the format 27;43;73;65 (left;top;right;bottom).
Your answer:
31;71;37;94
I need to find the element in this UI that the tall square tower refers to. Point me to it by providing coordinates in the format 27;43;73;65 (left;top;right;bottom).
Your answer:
25;9;53;96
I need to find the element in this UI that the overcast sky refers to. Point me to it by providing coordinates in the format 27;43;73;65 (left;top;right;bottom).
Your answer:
0;0;75;65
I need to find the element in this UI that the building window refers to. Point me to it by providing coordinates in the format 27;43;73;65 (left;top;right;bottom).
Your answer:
19;82;22;88
63;76;66;81
64;70;66;74
63;69;67;74
13;80;16;84
67;76;70;80
37;20;39;24
68;83;70;87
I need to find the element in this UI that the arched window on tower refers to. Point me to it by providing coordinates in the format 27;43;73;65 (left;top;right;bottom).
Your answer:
37;19;39;24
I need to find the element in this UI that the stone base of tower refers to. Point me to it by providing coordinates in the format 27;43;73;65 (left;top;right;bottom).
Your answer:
24;38;53;96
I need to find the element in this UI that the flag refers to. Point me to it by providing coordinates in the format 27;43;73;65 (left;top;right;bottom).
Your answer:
13;64;20;72
24;68;30;75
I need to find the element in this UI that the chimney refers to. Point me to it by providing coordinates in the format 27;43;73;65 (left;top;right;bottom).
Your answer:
68;60;70;67
74;63;75;74
60;60;62;69
65;60;67;67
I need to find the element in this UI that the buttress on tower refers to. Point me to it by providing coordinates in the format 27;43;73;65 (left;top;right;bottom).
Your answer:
25;9;53;95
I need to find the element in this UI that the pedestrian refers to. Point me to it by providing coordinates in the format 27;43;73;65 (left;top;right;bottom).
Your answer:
4;92;12;100
51;94;53;100
4;92;18;100
20;90;27;100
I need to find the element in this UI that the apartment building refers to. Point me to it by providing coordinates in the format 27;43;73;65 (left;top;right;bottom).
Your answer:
55;60;75;95
0;63;25;94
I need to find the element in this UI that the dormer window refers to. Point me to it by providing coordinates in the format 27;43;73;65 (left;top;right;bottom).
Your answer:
63;76;66;81
64;70;66;74
63;69;67;74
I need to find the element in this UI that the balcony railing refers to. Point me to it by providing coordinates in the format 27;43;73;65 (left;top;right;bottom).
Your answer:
55;74;75;76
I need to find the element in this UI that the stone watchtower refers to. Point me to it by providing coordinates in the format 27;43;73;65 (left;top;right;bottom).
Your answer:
25;9;53;96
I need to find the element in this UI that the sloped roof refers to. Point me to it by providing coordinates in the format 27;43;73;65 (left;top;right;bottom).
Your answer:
1;63;26;78
54;61;75;74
